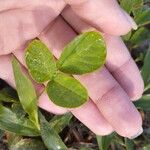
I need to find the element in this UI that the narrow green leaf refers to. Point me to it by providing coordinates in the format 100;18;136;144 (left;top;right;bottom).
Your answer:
143;144;150;150
141;47;150;86
57;31;106;75
11;103;26;119
120;0;133;13
132;0;143;17
7;133;22;147
80;148;94;150
113;134;125;147
12;57;39;130
144;84;150;92
96;133;115;150
135;8;150;26
0;87;18;102
9;138;46;150
7;133;46;150
120;0;143;16
0;105;40;136
46;73;88;108
0;129;4;140
130;27;150;48
122;31;132;42
134;95;150;110
49;113;73;133
125;138;135;150
40;112;68;150
25;39;57;83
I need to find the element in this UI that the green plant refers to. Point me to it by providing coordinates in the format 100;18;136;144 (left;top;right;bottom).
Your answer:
0;31;106;149
25;31;106;108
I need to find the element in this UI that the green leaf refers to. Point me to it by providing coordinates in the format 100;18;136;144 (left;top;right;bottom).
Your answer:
0;129;4;140
135;52;144;63
39;112;68;150
141;47;150;86
80;148;94;150
11;103;26;118
0;105;40;136
9;138;46;150
113;134;125;147
46;73;88;108
135;8;150;26
120;0;143;15
143;144;150;150
7;133;46;150
57;31;106;75
7;133;22;146
12;57;39;130
134;95;150;110
0;87;18;102
96;133;115;150
130;27;150;48
120;0;133;13
49;113;73;133
25;39;57;83
125;138;135;150
132;0;143;17
122;31;132;42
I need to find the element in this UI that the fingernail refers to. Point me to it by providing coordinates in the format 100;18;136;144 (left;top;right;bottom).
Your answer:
81;27;96;33
129;127;143;139
122;10;138;30
65;0;87;5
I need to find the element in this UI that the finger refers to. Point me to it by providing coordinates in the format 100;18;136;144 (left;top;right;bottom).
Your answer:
71;100;113;135
96;82;143;139
0;55;16;88
104;35;144;100
62;8;144;101
64;1;137;35
77;67;142;138
14;16;114;135
0;1;65;55
0;55;67;114
0;0;65;12
37;17;142;138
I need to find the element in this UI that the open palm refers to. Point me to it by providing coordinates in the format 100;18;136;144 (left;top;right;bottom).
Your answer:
0;0;144;139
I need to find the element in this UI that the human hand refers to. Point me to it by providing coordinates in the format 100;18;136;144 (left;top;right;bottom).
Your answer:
0;0;144;139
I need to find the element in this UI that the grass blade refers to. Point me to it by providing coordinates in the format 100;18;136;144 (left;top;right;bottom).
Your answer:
134;95;150;110
141;47;150;86
0;87;18;102
125;138;135;150
12;57;39;130
0;105;39;136
40;112;68;150
96;133;115;150
49;113;73;133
